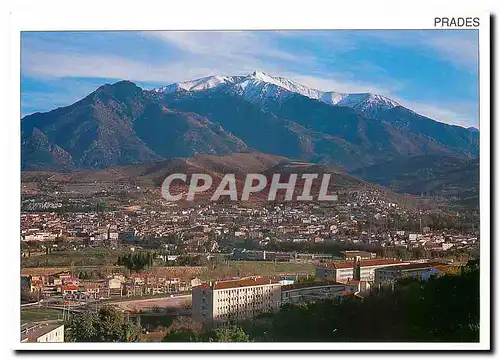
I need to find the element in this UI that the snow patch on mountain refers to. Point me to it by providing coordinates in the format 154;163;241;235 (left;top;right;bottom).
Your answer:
154;75;242;94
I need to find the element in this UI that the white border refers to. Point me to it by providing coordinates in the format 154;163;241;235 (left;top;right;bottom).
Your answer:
5;0;491;352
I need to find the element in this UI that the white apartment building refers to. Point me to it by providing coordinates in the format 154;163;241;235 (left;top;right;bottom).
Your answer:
374;263;442;285
192;277;281;328
315;259;410;283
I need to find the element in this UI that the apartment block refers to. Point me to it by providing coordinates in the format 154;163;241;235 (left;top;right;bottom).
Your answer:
315;259;410;282
192;277;281;328
374;263;442;285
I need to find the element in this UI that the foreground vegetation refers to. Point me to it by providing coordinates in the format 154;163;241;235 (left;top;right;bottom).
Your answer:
65;306;140;342
63;260;478;342
164;260;480;342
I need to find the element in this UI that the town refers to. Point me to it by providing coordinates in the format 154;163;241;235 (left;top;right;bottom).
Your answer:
20;183;479;342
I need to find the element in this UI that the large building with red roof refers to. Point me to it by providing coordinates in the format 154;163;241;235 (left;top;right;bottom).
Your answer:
192;277;281;328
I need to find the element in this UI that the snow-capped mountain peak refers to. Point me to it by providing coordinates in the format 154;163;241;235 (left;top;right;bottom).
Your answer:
249;70;271;81
251;71;324;98
153;71;400;116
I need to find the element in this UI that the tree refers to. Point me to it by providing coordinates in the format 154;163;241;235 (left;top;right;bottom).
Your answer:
203;325;250;342
163;330;200;342
21;288;42;304
151;305;162;313
116;251;154;273
162;316;202;342
66;306;140;342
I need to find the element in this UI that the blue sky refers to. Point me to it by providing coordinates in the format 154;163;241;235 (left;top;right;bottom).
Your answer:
21;30;479;127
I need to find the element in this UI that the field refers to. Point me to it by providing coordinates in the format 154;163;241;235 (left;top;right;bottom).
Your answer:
21;259;315;280
199;261;315;281
21;307;63;323
21;247;130;268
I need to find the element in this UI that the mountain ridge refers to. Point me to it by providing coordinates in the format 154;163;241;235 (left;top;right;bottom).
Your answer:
21;74;479;172
351;155;479;206
152;70;403;119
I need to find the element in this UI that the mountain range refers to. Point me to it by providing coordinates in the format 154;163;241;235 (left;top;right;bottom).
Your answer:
21;71;479;179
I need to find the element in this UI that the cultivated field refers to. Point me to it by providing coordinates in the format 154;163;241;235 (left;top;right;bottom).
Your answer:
21;307;63;323
21;260;315;279
21;247;131;268
199;261;315;281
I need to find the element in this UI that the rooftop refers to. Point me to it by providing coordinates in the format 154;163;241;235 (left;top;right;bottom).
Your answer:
378;263;437;271
21;322;63;342
195;277;280;290
61;284;79;291
281;280;344;292
318;258;407;270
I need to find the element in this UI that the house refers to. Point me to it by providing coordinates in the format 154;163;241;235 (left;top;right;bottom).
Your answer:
59;284;79;296
79;281;107;299
191;278;203;288
29;279;44;293
106;277;123;296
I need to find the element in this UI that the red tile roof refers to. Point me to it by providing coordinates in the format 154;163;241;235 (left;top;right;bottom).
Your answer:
358;259;408;267
62;284;78;291
344;280;361;286
378;263;435;271
195;277;280;290
281;280;343;291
